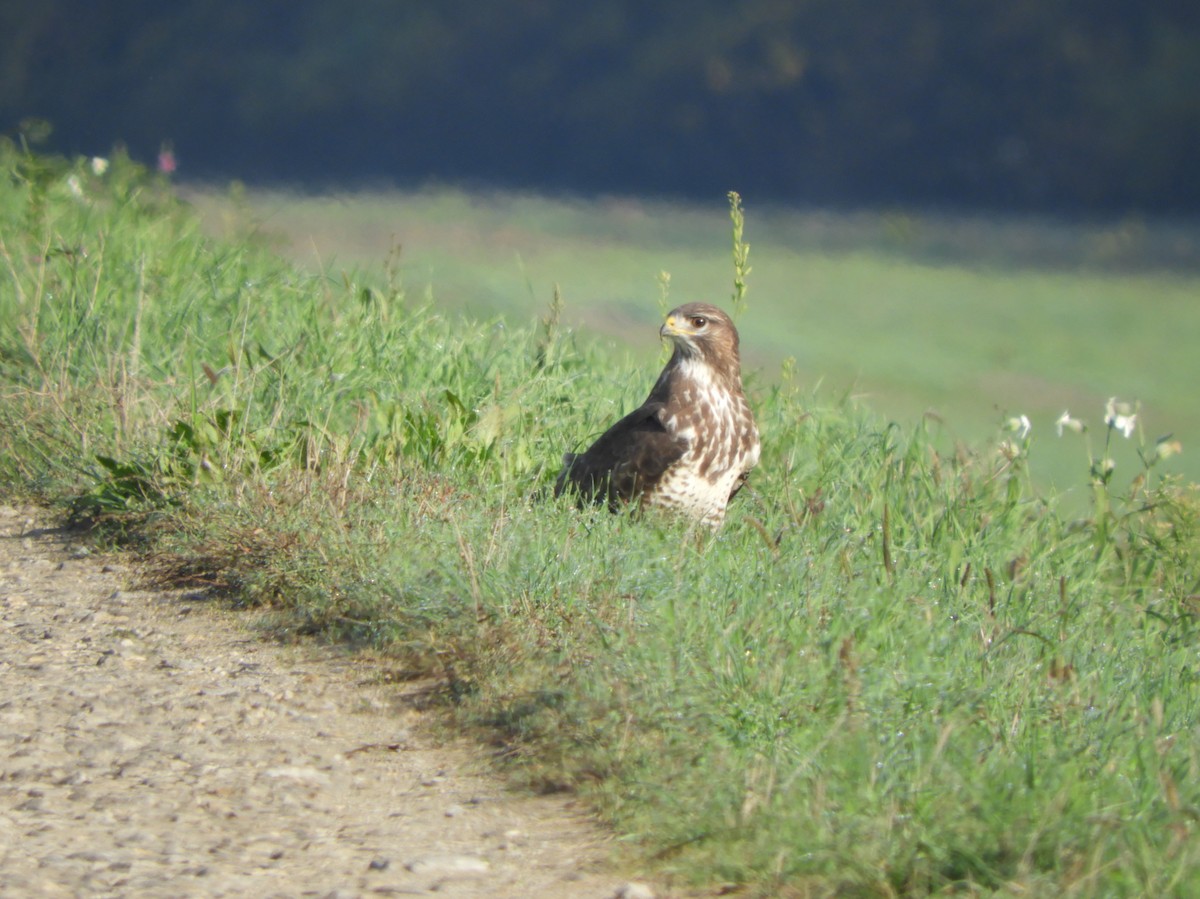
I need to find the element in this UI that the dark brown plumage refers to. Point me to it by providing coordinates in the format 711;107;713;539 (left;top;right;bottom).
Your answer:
554;303;760;527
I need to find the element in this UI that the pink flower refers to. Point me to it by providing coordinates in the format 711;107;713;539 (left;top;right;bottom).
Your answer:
157;145;177;175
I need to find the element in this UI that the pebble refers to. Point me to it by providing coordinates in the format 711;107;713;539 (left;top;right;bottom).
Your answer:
405;854;491;876
262;765;330;783
613;883;657;899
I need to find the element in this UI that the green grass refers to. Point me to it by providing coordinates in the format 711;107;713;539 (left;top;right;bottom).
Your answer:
185;185;1200;500
6;147;1200;897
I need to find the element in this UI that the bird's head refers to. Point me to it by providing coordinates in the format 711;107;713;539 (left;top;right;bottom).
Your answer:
660;303;741;370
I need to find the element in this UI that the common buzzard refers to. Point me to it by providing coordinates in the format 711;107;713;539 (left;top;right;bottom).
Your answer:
555;303;760;527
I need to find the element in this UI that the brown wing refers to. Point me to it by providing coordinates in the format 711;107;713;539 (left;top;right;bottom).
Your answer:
554;401;688;512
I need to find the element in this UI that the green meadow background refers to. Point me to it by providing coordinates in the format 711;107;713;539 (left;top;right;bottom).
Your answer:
186;186;1200;498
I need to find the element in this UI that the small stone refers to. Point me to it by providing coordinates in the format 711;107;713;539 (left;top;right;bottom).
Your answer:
444;804;465;818
612;883;656;899
368;858;390;871
405;855;490;877
262;765;329;784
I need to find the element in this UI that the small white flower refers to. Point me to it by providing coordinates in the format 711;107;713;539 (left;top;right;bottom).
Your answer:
90;156;109;176
1104;397;1138;439
1005;415;1032;440
1056;411;1085;436
66;174;84;198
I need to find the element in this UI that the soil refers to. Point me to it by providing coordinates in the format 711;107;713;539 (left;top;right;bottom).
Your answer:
0;505;660;898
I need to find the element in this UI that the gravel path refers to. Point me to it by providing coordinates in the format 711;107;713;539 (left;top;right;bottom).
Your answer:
0;505;657;898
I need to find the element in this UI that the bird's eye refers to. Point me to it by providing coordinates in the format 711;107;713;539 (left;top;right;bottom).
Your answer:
690;316;707;328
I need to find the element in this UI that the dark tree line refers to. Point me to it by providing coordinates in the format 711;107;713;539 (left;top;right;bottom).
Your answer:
3;0;1198;212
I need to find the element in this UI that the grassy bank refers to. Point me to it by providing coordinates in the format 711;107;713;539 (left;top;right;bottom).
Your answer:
5;148;1200;896
185;185;1200;497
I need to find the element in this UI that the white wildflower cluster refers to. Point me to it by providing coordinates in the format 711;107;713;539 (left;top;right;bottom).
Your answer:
1054;398;1139;440
1005;415;1032;440
64;157;110;203
1055;411;1085;436
998;414;1032;459
1103;397;1138;439
1055;396;1183;475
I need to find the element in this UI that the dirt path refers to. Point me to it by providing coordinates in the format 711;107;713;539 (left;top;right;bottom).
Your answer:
0;505;658;898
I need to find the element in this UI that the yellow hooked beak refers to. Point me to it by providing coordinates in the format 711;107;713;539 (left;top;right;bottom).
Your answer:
660;314;682;338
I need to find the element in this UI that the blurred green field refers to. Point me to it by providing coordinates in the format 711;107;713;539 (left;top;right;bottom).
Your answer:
185;186;1200;495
